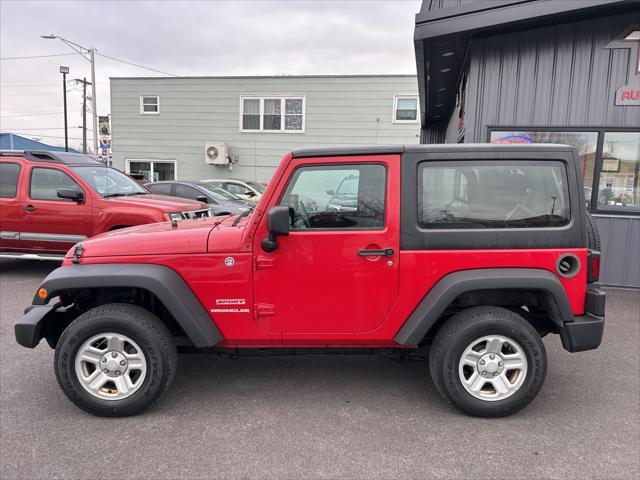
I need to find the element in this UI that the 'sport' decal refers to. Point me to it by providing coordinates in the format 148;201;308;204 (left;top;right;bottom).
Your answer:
216;299;245;305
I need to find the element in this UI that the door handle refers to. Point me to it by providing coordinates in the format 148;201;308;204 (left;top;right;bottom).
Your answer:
23;205;37;212
358;248;394;257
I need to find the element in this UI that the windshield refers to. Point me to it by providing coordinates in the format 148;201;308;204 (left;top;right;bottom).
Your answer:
245;181;266;194
71;166;147;197
199;183;242;201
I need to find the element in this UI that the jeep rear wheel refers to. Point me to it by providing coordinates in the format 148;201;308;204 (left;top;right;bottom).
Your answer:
429;306;547;417
54;303;177;417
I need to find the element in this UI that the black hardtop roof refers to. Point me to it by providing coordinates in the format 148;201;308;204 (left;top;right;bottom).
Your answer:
290;143;575;159
0;150;104;165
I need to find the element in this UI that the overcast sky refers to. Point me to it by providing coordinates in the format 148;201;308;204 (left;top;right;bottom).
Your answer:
0;0;421;150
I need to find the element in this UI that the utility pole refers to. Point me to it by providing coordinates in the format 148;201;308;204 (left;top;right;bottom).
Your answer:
41;35;98;154
60;66;69;152
74;77;92;153
90;48;98;155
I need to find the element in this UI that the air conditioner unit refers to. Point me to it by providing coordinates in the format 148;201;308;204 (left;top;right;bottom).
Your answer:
204;142;228;165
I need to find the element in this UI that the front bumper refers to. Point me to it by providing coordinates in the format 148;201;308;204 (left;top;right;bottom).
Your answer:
559;286;605;353
14;299;60;348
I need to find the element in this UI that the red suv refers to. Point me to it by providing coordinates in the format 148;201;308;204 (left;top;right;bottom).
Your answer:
15;144;605;418
0;151;210;259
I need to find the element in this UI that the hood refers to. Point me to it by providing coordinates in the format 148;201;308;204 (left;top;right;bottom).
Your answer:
105;193;207;212
65;215;247;259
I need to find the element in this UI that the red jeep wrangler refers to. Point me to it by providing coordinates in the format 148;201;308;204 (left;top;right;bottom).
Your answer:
0;150;210;260
14;144;605;417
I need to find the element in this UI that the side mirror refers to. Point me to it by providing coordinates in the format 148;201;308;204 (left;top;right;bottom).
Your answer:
246;190;257;197
326;189;335;196
196;195;209;204
261;206;290;252
57;187;84;202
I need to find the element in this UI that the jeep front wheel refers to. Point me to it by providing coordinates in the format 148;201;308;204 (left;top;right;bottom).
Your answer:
429;306;547;417
54;303;177;417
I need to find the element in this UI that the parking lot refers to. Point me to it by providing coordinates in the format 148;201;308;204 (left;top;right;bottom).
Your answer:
0;259;638;479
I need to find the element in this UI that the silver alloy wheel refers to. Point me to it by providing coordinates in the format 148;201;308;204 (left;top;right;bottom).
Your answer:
74;332;147;401
458;335;528;402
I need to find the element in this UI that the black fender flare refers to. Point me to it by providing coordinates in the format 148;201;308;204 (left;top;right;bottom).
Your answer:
33;264;223;348
394;268;576;345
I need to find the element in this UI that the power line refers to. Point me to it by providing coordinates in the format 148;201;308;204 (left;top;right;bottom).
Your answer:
0;80;90;89
0;85;61;89
1;81;109;86
1;110;82;118
0;92;67;97
97;52;178;77
0;104;82;114
0;82;60;88
0;53;78;60
1;81;60;85
0;127;83;130
5;133;84;140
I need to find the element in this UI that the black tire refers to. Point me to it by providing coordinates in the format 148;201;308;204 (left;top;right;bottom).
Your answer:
585;212;601;251
429;306;547;417
54;303;177;417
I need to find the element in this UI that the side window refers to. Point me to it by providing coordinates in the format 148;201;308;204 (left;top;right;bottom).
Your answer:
393;95;419;123
140;95;159;114
279;164;386;229
30;168;81;201
226;183;250;195
418;161;570;228
175;184;200;200
0;162;21;198
148;183;173;195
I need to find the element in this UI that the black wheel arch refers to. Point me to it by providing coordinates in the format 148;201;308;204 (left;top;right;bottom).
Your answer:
394;268;577;345
32;264;223;348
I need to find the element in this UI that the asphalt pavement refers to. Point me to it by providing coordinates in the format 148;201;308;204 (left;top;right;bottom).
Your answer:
1;259;638;479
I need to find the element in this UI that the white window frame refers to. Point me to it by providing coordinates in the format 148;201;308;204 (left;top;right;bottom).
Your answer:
392;94;419;124
239;95;306;133
139;95;160;115
125;159;177;182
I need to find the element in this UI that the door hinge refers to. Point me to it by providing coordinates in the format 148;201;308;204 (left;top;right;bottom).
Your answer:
255;256;275;270
255;303;276;317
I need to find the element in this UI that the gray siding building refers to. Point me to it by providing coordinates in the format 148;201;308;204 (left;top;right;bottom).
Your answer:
110;75;420;183
414;0;640;287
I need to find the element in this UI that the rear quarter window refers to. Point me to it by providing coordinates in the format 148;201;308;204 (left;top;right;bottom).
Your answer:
148;183;173;195
0;162;21;198
418;161;570;229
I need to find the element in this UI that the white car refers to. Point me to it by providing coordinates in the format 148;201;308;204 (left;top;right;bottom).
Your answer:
201;178;265;202
203;177;318;212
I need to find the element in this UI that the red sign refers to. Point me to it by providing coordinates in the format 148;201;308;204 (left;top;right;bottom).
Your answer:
616;87;640;106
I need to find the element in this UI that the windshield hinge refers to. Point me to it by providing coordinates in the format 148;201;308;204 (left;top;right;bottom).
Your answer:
255;303;276;317
255;256;275;270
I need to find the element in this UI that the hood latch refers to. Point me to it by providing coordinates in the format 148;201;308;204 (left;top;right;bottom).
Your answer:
71;244;84;264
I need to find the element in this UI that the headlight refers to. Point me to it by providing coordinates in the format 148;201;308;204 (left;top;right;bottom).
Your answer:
163;212;184;221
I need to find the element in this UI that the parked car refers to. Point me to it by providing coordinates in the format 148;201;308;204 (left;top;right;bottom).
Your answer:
326;174;359;213
15;144;604;418
0;150;210;259
202;177;318;211
147;180;253;215
202;178;265;201
127;172;152;186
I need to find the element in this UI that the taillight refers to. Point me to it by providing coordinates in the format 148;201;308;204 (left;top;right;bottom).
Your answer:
587;251;601;283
